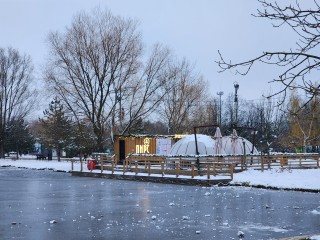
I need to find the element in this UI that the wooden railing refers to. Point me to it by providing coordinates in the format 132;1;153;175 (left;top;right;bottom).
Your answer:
71;153;319;178
123;155;234;179
239;153;319;171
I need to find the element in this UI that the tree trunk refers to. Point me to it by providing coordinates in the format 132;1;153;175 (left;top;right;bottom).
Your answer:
57;147;61;162
0;143;4;159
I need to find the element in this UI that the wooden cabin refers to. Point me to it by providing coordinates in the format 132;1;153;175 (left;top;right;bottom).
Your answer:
113;134;185;163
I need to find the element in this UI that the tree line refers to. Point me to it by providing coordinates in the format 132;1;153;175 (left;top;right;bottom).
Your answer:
1;2;320;158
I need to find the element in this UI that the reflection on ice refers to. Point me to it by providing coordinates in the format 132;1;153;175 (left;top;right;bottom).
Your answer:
0;168;319;240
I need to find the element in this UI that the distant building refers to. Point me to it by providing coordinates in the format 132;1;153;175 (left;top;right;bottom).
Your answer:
113;134;185;163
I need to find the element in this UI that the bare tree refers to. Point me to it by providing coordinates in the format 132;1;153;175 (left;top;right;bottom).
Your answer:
242;97;287;151
0;47;36;158
158;59;207;134
217;0;320;107
115;44;172;135
45;9;146;151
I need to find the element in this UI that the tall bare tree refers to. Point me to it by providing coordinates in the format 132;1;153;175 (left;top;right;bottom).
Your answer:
158;59;207;134
115;44;172;135
217;0;320;107
0;47;36;158
45;9;172;151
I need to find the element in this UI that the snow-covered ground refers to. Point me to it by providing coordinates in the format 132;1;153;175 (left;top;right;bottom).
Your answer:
231;167;320;191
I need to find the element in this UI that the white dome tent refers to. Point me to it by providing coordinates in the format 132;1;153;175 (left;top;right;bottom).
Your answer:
169;134;216;155
169;129;257;156
221;129;258;155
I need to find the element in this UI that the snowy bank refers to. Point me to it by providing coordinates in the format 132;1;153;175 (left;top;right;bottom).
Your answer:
231;168;320;192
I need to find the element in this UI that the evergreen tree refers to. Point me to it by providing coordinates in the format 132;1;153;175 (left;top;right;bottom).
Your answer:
5;118;35;156
40;97;73;161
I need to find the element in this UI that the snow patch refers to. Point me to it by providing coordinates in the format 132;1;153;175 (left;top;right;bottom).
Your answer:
311;209;320;215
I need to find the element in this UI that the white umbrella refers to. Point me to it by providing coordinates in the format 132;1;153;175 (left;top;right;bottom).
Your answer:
231;129;239;155
213;127;224;155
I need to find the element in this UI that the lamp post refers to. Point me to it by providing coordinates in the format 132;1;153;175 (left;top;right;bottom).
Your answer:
233;82;239;128
217;91;224;125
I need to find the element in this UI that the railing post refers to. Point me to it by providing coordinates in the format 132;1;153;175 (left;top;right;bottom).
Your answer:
71;159;74;172
135;161;138;175
317;155;319;168
111;160;114;174
90;160;93;173
80;158;83;172
207;163;210;179
123;157;126;175
100;157;103;173
191;163;195;178
161;161;164;176
260;153;264;172
299;155;302;167
148;161;151;176
213;163;217;176
175;162;180;177
230;164;234;180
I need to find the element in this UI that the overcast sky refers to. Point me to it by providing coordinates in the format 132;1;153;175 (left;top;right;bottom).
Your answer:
1;0;297;104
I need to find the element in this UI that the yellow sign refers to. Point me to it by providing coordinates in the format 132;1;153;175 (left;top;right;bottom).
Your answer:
174;134;187;139
136;138;150;153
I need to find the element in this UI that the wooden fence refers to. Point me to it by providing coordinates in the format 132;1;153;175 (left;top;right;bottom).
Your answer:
71;154;234;180
71;153;319;179
236;153;320;171
124;155;234;179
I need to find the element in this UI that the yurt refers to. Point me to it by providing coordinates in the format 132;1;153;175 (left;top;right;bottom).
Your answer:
221;129;258;155
170;134;216;155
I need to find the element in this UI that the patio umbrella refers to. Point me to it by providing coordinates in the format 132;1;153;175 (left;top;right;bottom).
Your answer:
230;129;239;155
213;127;225;155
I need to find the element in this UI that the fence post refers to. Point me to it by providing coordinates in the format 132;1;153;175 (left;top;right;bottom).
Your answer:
123;157;127;175
161;161;164;176
243;141;247;170
298;155;301;167
135;161;138;175
260;153;264;172
191;163;195;178
175;162;180;177
148;161;151;176
100;157;103;173
207;163;210;179
80;158;83;172
111;160;114;174
90;160;93;173
213;163;217;176
230;164;234;180
71;159;74;172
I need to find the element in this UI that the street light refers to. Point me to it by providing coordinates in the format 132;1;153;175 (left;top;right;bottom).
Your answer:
233;82;239;128
216;91;224;125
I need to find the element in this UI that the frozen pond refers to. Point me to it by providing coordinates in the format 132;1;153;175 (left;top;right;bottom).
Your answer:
0;168;319;240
